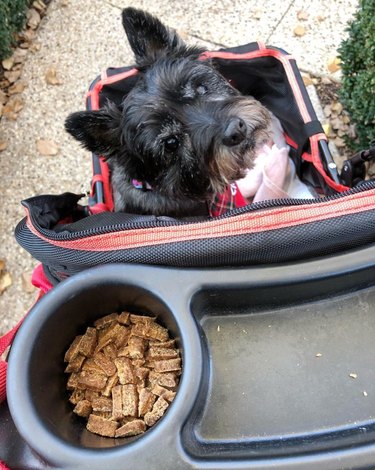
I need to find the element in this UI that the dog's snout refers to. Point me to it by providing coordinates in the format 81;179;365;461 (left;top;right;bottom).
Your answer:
222;118;247;147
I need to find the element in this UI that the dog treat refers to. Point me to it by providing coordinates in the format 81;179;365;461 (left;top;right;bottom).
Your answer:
119;336;146;359
64;335;83;363
93;352;117;377
78;327;97;357
65;311;181;438
73;399;92;418
86;414;119;438
115;357;135;384
148;371;179;388
115;419;146;438
152;358;182;373
138;388;157;417
144;396;169;427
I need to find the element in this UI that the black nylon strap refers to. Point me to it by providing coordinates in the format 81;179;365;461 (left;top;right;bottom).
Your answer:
304;120;324;137
297;120;325;156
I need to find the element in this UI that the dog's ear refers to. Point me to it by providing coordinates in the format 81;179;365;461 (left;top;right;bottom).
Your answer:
122;7;186;65
65;105;122;156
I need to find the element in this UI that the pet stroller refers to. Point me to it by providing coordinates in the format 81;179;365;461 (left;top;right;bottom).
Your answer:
1;42;375;470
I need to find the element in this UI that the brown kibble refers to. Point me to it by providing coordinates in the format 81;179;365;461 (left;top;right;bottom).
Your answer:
92;397;112;412
78;327;97;357
64;335;83;362
73;400;92;418
115;357;135;384
67;372;79;390
103;343;118;360
94;313;118;329
132;321;169;342
144;396;169;427
85;390;100;402
118;311;130;325
82;357;103;374
134;367;149;384
114;325;130;349
132;359;145;368
138;389;156;417
115;419;146;437
96;322;129;351
102;373;119;397
119;336;146;359
77;370;107;391
112;385;123;420
148;371;178;388
86;414;118;438
122;384;138;417
93;411;112;419
148;347;179;361
149;339;175;349
153;358;181;373
152;385;176;402
157;373;178;389
69;389;85;405
93;352;117;376
65;354;85;373
130;314;155;324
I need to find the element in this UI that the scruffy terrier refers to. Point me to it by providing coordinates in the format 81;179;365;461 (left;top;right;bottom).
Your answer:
65;7;271;217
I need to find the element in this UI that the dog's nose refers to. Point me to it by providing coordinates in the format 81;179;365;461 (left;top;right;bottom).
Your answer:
222;118;247;147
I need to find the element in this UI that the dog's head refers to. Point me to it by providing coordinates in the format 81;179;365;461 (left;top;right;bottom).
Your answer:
65;8;271;205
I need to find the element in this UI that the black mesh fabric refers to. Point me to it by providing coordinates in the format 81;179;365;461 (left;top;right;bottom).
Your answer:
15;207;375;283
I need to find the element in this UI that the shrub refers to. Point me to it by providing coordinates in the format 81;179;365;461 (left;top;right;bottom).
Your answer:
0;0;30;61
338;0;375;150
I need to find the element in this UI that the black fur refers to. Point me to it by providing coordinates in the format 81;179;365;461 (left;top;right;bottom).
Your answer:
65;7;271;217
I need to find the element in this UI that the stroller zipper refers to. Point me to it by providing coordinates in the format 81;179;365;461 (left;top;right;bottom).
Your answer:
26;180;375;241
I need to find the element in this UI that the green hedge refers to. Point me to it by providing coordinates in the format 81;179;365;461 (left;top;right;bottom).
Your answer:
338;0;375;150
0;0;30;61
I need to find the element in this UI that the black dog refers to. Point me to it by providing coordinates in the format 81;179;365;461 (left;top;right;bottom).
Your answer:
65;7;271;217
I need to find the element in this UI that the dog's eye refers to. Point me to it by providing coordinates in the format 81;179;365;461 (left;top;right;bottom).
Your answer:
196;84;207;95
164;136;179;152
